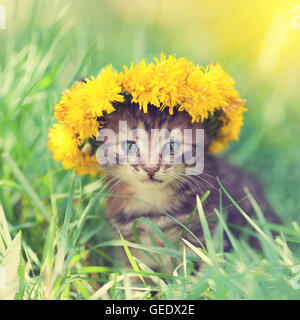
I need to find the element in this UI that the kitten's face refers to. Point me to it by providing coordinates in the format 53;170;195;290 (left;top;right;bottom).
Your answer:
96;103;208;190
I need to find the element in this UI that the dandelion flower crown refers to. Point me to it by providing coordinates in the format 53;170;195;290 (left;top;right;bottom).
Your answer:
48;53;247;177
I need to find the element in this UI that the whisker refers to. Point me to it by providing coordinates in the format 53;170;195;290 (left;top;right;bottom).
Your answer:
201;171;228;186
197;175;218;192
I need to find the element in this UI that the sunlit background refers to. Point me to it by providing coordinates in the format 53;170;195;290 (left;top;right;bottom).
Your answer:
0;0;300;293
3;0;299;203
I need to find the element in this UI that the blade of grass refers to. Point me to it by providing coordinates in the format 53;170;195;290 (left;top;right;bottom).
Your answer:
135;258;168;292
2;153;50;220
181;238;213;266
116;226;145;286
132;216;176;250
244;186;273;238
176;190;211;248
97;239;201;262
67;46;93;87
109;193;206;250
52;176;75;289
0;204;12;246
72;187;104;246
196;195;217;262
132;216;176;270
74;280;90;300
217;177;276;249
213;208;240;252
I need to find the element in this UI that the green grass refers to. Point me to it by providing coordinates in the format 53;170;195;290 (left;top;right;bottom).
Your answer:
0;0;300;300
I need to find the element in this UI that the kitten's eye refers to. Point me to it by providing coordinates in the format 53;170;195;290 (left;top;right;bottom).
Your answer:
122;141;139;155
163;141;180;155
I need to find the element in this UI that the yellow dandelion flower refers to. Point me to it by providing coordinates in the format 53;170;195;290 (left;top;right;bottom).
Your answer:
48;123;82;169
54;81;86;123
209;99;247;153
54;81;99;140
154;54;194;114
48;53;247;176
83;65;124;117
121;60;158;113
75;152;102;177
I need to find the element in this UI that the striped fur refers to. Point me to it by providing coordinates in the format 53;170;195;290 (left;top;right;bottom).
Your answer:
98;102;280;271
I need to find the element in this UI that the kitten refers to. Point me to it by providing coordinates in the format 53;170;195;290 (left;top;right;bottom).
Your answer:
95;101;280;271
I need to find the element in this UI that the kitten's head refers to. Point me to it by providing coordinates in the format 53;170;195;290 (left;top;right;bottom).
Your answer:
96;101;211;190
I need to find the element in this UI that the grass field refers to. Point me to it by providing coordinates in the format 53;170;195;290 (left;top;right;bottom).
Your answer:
0;0;300;300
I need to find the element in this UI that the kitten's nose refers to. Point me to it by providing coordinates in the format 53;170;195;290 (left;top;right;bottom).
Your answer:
143;166;160;177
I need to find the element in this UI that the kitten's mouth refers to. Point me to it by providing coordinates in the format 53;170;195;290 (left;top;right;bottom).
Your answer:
143;176;163;183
